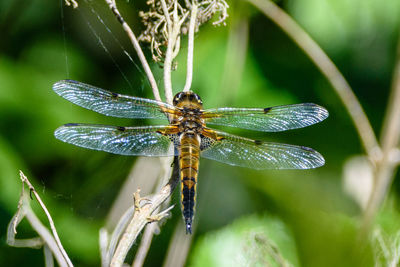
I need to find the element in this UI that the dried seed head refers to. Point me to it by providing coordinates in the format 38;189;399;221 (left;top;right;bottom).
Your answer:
138;0;229;63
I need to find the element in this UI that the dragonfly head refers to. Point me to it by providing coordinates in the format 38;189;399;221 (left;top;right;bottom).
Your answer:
173;91;203;108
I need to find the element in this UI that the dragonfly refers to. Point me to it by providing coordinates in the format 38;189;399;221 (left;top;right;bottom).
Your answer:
53;80;328;234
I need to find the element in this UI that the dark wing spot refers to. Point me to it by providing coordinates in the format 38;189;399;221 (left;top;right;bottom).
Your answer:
254;140;263;145
117;126;126;131
111;92;119;100
64;123;79;126
301;146;314;152
65;79;78;84
302;103;315;107
264;107;272;113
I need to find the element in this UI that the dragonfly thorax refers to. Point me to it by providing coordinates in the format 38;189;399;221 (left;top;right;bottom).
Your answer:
171;91;205;134
179;119;203;134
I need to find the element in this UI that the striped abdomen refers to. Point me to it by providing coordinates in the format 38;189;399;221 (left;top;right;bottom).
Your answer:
179;133;200;234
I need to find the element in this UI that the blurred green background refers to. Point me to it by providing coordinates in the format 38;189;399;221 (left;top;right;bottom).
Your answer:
1;0;400;266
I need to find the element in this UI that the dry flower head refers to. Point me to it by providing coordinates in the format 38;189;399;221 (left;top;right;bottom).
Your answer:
138;0;228;62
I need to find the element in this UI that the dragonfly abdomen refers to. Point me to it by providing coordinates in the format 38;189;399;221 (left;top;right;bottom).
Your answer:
179;133;200;234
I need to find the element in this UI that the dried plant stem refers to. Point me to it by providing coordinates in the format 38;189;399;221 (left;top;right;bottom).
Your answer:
131;223;158;267
23;205;64;267
247;0;380;159
104;0;162;101
160;0;172;30
64;0;78;8
163;2;189;103
131;159;173;267
110;157;178;267
7;171;73;267
362;34;400;230
162;220;193;267
183;3;198;92
20;171;73;267
163;28;180;103
110;187;174;266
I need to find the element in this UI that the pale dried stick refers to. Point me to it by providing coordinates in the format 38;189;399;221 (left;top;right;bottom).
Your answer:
110;194;174;266
131;223;159;267
132;157;174;267
64;0;78;9
247;0;380;159
161;0;176;103
162;220;193;267
104;206;135;266
99;228;109;267
362;33;400;230
183;3;198;92
8;193;45;249
163;1;189;103
7;171;72;267
44;245;55;267
106;157;161;229
160;0;172;31
110;157;179;267
24;208;60;267
102;158;163;266
19;171;73;267
104;0;162;101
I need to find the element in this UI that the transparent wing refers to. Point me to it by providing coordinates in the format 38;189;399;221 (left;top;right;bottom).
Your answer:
53;80;177;119
203;103;328;132
200;129;325;169
54;123;178;156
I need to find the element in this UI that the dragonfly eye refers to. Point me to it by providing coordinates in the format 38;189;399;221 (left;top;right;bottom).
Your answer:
173;92;184;105
191;93;202;104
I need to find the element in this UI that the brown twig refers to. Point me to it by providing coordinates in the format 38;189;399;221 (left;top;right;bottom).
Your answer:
247;0;380;159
